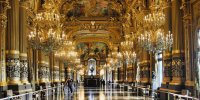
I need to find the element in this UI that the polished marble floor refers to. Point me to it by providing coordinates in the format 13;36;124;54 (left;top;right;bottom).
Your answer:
63;84;153;100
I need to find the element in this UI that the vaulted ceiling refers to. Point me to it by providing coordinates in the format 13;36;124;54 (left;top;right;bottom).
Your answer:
30;0;141;52
59;0;128;47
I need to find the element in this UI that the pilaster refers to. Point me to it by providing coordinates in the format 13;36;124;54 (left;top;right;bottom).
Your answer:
169;0;185;91
181;0;195;92
38;50;50;88
162;52;172;88
0;0;10;96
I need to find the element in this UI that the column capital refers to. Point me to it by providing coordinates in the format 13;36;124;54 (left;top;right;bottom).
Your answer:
0;0;10;14
0;0;10;29
0;0;10;28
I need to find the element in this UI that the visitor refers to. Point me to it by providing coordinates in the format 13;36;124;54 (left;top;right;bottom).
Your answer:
64;80;68;95
67;78;73;93
102;79;105;87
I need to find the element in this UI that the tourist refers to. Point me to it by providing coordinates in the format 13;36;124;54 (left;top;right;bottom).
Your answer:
64;80;68;96
67;78;73;93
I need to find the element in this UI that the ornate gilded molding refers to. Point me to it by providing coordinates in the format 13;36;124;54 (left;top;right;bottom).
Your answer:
0;0;10;29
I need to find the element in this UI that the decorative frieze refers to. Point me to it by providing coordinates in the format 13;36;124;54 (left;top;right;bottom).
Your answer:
53;66;60;82
6;51;21;85
139;60;150;83
20;60;28;83
170;50;185;85
38;62;49;83
6;58;20;78
172;58;185;77
0;0;10;29
53;71;59;82
163;53;172;83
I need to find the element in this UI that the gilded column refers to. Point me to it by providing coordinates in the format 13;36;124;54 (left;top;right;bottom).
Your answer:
59;62;65;83
114;68;118;83
162;53;172;85
170;0;185;89
0;0;10;90
19;1;29;85
53;59;59;84
67;66;71;79
161;0;173;89
38;51;50;85
6;0;21;86
140;50;150;85
49;53;54;84
181;0;194;90
53;66;59;83
33;50;39;86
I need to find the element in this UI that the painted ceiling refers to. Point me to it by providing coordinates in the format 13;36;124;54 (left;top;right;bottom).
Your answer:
76;42;109;60
66;0;120;17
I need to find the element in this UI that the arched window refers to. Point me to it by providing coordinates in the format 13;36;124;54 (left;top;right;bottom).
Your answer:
88;59;96;75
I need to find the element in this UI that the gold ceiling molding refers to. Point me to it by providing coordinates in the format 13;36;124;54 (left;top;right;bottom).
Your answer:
74;37;112;48
66;27;121;43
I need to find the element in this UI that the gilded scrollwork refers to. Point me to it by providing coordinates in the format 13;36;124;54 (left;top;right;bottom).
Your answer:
0;0;10;29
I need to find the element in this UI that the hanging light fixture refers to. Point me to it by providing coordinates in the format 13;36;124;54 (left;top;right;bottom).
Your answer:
28;0;65;54
138;0;173;53
120;34;136;63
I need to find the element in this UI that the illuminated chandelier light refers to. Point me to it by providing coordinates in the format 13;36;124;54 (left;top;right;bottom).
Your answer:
54;40;79;63
28;28;66;53
28;0;65;54
120;36;133;52
138;0;173;53
130;51;137;63
144;0;167;29
144;11;165;29
138;29;173;52
120;34;136;63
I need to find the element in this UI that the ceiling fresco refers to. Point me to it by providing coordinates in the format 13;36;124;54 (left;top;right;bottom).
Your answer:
73;33;110;40
66;0;120;17
76;42;109;61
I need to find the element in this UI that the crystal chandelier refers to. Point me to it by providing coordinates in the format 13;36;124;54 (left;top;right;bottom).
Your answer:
138;0;173;53
120;35;133;52
130;51;137;63
120;34;136;63
28;0;65;54
143;0;167;29
55;40;78;62
144;11;165;29
28;28;65;53
138;29;173;52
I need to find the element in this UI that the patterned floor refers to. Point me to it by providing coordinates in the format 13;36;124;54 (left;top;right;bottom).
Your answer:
63;85;153;100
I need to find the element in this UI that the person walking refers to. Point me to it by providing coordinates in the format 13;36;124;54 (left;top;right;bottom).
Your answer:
64;80;68;98
67;78;73;93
